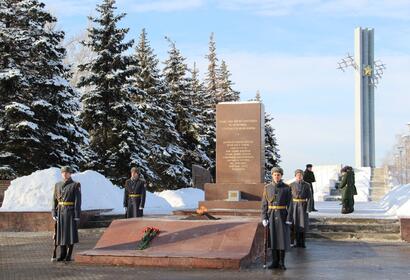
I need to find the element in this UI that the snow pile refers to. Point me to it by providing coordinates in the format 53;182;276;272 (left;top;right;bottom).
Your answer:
312;165;341;201
379;184;410;217
0;168;203;215
353;167;371;202
155;188;204;209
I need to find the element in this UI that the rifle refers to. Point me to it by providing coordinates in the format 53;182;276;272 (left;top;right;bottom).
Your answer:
263;224;269;268
51;218;58;261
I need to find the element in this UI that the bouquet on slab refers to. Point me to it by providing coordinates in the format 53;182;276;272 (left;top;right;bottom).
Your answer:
137;226;160;250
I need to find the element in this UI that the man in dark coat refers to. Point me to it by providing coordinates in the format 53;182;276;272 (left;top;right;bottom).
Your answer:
303;164;318;212
51;166;81;262
261;167;292;270
124;167;146;218
340;166;357;214
288;169;312;248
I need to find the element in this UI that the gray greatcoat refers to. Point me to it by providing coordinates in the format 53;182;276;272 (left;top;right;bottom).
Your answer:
287;180;312;232
51;178;81;245
124;177;146;218
261;181;292;251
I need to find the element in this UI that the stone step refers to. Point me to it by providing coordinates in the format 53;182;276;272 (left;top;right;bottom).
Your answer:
307;231;401;241
309;217;398;225
309;223;400;233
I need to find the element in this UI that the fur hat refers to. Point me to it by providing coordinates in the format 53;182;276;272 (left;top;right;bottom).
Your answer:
306;164;313;168
60;166;72;173
271;167;284;175
294;169;304;176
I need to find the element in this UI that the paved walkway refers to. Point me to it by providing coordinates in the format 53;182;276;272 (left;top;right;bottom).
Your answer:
1;229;409;280
311;201;396;219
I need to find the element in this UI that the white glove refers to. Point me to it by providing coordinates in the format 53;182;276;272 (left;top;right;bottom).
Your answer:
139;207;144;210
285;221;292;225
52;216;58;221
262;219;269;227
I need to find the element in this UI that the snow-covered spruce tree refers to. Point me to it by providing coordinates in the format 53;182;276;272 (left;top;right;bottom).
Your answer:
129;29;187;190
190;62;212;168
0;0;87;179
217;60;240;102
162;37;203;188
203;32;219;174
77;0;151;185
251;92;281;181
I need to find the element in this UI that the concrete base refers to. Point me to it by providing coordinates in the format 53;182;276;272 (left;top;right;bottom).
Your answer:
0;210;103;232
400;218;410;242
75;218;263;269
204;183;265;201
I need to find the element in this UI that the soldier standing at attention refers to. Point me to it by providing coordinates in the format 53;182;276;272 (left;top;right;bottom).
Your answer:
51;166;81;262
261;167;292;270
288;169;312;248
303;164;318;212
124;167;146;218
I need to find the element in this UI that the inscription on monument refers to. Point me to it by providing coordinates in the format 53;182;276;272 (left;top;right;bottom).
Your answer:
216;102;264;184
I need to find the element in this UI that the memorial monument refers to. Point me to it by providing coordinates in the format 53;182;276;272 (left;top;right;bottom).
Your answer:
199;101;265;212
338;27;385;168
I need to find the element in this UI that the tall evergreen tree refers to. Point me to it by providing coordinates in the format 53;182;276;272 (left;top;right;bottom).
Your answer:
217;60;240;102
252;92;281;181
162;37;200;187
129;29;187;190
77;0;150;184
0;0;87;179
203;32;219;173
189;62;212;169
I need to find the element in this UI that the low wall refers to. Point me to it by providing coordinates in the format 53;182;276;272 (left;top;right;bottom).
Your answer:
0;210;100;232
0;180;11;206
400;218;410;242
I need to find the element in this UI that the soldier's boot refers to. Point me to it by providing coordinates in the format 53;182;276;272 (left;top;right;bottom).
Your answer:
57;245;67;262
278;250;286;270
267;250;279;269
65;245;74;262
301;232;306;248
290;230;296;248
295;231;301;247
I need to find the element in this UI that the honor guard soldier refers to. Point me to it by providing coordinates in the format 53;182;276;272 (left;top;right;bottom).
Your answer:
288;169;312;248
124;167;146;218
261;167;292;270
51;166;81;262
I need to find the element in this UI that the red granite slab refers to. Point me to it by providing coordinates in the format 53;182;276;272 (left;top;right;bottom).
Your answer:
75;218;263;269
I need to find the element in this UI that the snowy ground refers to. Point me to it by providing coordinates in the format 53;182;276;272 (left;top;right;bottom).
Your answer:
311;201;396;219
0;168;204;215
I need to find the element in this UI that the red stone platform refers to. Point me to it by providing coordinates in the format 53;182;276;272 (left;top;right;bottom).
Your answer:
75;218;263;269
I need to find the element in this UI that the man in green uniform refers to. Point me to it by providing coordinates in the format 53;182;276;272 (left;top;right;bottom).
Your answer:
51;166;81;262
124;167;146;218
288;169;311;248
261;167;292;270
340;166;357;214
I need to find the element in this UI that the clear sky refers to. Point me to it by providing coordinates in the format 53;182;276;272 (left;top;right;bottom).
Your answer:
43;0;410;177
